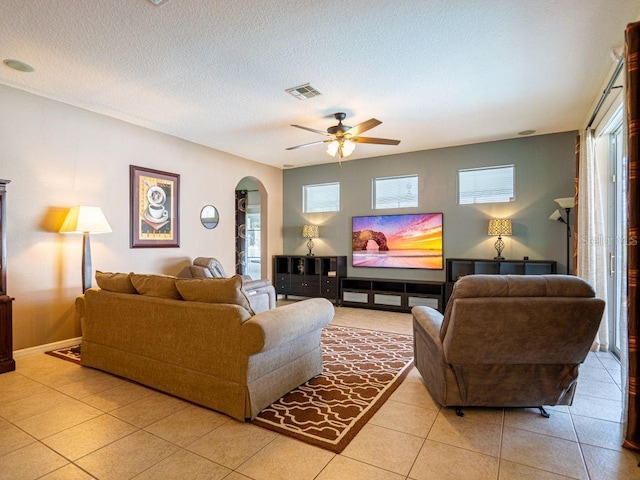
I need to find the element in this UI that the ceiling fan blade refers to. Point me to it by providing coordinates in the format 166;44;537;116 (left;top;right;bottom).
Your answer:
286;140;330;150
345;118;382;136
291;124;329;135
354;136;401;145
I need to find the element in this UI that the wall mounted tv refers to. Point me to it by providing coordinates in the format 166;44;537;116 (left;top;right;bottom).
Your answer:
352;213;443;269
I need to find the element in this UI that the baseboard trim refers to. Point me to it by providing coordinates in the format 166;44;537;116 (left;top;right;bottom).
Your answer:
13;337;82;359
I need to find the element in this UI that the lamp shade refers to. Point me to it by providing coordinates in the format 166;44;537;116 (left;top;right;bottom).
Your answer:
302;224;319;239
487;218;512;236
554;197;575;209
326;140;340;157
341;139;356;157
548;209;564;222
60;206;112;234
326;138;356;158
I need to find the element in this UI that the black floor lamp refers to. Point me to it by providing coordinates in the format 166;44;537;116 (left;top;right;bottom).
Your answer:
549;197;575;275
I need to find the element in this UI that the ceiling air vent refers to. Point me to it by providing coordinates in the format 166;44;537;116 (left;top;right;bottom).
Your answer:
285;83;322;100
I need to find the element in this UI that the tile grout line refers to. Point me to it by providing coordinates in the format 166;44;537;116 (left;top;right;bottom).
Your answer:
568;400;594;480
496;408;505;480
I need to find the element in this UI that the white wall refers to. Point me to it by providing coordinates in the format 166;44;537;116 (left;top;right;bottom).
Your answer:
0;85;283;349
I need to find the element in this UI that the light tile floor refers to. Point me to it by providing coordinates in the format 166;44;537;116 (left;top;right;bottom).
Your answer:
1;306;639;479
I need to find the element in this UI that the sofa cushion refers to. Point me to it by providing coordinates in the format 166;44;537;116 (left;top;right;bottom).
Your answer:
95;271;137;294
175;275;255;315
130;274;182;300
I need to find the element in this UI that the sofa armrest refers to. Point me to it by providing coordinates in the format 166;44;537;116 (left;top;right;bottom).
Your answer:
75;294;86;318
241;298;334;354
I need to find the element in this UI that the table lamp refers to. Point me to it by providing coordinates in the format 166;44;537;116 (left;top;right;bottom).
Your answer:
302;224;319;256
488;218;512;259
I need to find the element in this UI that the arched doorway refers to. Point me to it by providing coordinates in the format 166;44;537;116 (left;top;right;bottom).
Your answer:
235;177;268;279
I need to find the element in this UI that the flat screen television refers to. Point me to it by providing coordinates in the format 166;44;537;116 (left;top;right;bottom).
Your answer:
352;213;443;269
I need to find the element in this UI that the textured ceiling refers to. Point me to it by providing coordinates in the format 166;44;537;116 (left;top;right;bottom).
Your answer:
0;1;638;168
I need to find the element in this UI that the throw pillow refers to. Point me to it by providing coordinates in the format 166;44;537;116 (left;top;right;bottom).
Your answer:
175;275;255;315
130;274;182;300
95;271;137;294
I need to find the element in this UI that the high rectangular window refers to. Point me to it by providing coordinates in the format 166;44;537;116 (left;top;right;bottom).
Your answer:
373;174;419;209
458;165;515;204
303;182;340;213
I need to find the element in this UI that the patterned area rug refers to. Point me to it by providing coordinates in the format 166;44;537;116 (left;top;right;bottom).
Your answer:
46;325;414;453
45;345;81;365
253;325;414;453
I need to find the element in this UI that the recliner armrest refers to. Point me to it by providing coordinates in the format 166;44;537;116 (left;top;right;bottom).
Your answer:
411;306;443;341
242;277;272;290
177;265;213;279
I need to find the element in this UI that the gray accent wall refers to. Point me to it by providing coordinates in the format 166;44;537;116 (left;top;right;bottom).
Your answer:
282;131;576;282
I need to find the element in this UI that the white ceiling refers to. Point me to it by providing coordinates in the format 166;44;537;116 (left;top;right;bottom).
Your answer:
0;1;638;169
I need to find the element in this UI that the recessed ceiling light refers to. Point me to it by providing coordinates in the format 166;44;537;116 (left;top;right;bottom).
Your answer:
146;0;172;5
285;83;322;100
3;59;34;73
518;130;536;136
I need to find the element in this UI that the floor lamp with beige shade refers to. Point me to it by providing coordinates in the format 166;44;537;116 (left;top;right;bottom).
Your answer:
59;206;112;292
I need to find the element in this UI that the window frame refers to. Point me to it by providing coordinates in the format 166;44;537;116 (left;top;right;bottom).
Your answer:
302;181;340;213
372;174;419;210
457;164;515;205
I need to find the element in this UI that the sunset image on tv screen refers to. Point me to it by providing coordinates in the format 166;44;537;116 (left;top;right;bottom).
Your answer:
352;213;443;269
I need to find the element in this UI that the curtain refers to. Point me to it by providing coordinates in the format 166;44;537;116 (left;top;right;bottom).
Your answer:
624;20;640;452
573;135;580;275
577;129;609;351
235;190;248;275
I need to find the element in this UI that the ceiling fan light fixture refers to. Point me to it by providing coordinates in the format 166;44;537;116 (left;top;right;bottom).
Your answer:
326;138;356;158
290;113;398;160
341;139;356;157
326;140;340;157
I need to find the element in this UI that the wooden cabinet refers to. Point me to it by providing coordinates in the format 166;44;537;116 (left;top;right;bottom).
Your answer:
273;255;347;304
0;296;14;374
0;180;13;374
445;258;557;304
341;277;445;313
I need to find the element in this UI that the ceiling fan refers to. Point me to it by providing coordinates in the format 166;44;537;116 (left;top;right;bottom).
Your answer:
286;112;401;159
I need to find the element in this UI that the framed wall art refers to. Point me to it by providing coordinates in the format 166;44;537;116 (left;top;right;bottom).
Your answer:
130;165;180;248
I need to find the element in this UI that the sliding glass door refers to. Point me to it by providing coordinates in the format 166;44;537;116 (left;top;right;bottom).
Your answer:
607;116;626;358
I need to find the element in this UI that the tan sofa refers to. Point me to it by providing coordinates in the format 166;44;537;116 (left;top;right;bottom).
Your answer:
412;274;605;416
178;257;276;313
75;272;334;420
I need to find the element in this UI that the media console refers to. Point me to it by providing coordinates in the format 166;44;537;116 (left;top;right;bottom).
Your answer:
273;255;347;304
340;277;445;313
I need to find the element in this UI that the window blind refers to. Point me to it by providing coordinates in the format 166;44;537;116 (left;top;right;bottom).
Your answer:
373;175;418;209
303;182;340;212
458;165;515;205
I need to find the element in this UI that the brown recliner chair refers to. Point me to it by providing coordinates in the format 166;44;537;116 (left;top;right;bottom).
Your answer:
412;274;605;417
178;257;276;313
